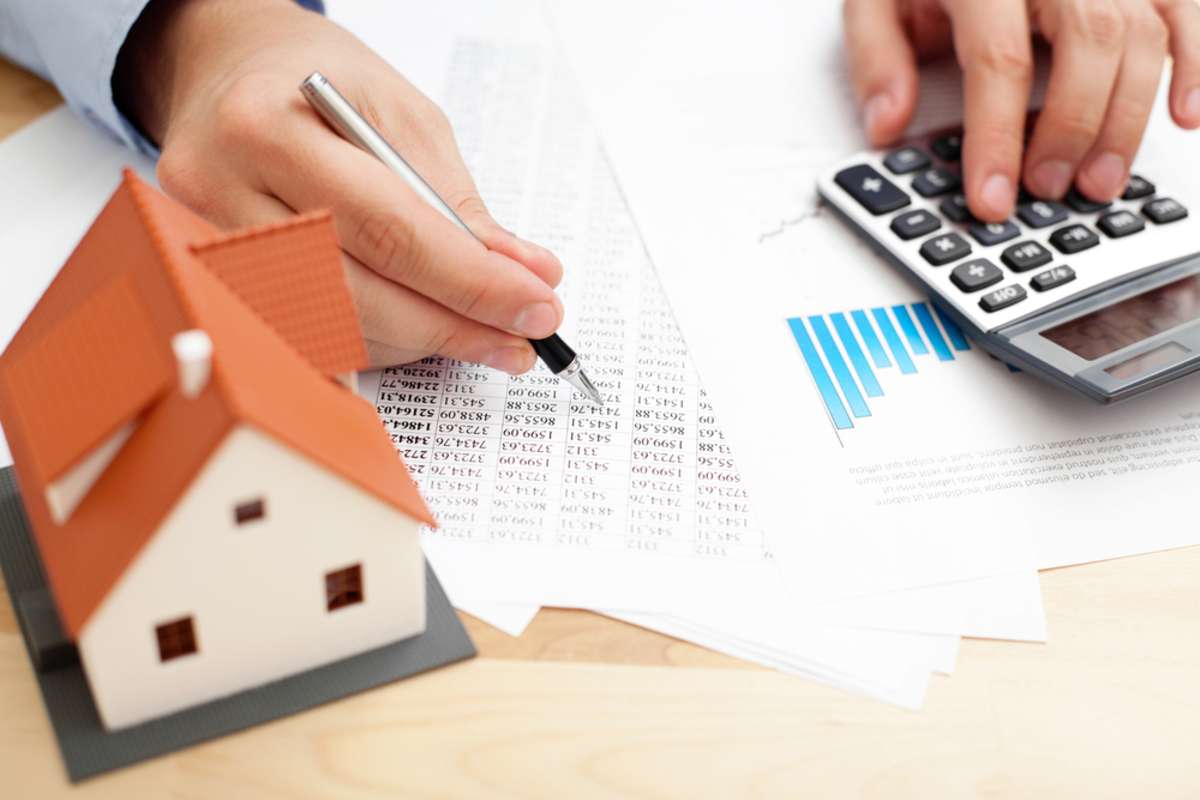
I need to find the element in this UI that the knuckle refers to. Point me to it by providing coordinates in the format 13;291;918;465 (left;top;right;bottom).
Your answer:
1043;106;1105;145
352;206;424;283
1069;0;1126;47
450;191;490;224
155;146;193;199
413;98;453;135
155;146;210;213
392;95;454;140
967;38;1033;82
212;72;275;149
450;273;491;320
417;318;457;358
968;118;1023;154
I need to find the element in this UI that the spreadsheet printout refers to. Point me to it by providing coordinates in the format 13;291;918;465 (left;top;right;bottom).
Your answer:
358;35;782;613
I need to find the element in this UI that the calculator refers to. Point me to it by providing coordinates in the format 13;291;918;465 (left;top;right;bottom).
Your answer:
816;127;1200;403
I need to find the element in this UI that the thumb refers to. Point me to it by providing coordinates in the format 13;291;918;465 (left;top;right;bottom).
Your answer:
448;188;565;289
843;0;919;145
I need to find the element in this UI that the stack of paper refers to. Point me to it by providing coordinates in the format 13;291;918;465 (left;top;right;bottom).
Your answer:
5;0;1197;709
543;0;1200;689
330;0;1052;706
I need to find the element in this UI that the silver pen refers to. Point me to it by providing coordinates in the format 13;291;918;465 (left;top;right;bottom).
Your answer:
299;71;603;406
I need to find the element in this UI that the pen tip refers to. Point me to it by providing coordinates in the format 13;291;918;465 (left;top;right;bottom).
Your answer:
573;369;604;407
556;359;605;406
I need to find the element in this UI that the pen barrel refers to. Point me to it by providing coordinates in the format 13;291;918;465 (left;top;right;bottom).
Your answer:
531;335;576;374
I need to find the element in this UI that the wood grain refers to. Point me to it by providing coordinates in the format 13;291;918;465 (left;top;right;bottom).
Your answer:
5;56;1200;799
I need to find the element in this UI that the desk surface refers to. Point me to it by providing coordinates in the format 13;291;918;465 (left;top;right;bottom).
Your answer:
4;58;1200;798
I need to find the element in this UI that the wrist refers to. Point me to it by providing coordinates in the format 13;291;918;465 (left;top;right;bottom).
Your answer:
113;0;298;145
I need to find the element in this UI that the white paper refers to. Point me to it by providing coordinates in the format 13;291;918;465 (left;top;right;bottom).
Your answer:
331;0;989;702
552;0;1200;582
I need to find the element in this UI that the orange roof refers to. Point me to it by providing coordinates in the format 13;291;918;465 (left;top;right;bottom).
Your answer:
190;213;367;377
0;169;432;638
2;271;174;483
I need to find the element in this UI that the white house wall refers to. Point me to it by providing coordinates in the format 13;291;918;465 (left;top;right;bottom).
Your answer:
77;424;426;731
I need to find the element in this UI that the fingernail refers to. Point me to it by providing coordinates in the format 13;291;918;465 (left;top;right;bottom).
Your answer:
1083;152;1126;198
512;301;559;337
1184;87;1200;122
864;93;891;141
979;173;1014;218
486;346;534;375
1029;159;1073;198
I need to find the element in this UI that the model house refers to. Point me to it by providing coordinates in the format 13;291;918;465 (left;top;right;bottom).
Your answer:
0;170;435;731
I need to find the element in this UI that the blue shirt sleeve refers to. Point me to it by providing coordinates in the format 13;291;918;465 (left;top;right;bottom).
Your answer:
0;0;325;157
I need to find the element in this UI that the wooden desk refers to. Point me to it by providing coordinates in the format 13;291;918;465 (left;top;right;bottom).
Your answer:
4;57;1200;798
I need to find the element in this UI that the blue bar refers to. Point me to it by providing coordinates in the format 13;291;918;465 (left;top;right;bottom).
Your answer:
787;318;853;430
871;307;917;374
891;304;929;355
912;302;954;362
851;309;891;368
932;303;971;351
808;316;871;418
831;312;883;397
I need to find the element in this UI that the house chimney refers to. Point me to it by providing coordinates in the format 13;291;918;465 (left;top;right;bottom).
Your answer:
172;329;212;398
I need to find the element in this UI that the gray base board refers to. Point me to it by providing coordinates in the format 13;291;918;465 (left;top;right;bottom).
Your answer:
0;466;475;782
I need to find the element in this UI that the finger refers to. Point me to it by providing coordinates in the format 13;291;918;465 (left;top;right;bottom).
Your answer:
1155;0;1200;128
440;186;564;289
342;257;536;373
1023;1;1125;199
843;0;920;145
261;121;565;340
947;0;1033;221
351;86;565;288
1076;2;1168;201
164;186;536;374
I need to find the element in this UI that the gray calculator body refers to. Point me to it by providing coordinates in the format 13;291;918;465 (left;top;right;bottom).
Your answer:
816;130;1200;403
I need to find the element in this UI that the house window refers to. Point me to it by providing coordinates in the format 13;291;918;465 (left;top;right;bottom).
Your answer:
325;564;364;612
234;498;265;525
155;616;197;662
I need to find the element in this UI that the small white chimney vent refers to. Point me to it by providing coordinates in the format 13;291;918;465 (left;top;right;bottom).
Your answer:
172;329;213;398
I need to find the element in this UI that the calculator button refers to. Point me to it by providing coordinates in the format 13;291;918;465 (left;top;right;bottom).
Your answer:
1098;209;1145;238
950;258;1003;292
913;167;962;197
1017;200;1068;229
939;193;975;223
980;284;1028;312
1050;224;1100;254
890;209;941;240
883;147;931;175
1030;266;1077;292
1001;240;1053;272
1065;188;1112;213
968;220;1020;246
1122;175;1156;200
931;132;962;162
834;164;911;215
920;232;972;265
1143;197;1189;224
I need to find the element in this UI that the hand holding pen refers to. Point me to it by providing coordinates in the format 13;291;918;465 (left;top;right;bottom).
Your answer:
302;72;602;404
113;0;573;377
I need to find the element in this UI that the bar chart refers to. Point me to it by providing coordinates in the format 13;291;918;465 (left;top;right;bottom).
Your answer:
787;301;975;431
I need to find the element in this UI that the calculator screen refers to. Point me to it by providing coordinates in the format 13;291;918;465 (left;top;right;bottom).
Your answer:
1041;274;1200;361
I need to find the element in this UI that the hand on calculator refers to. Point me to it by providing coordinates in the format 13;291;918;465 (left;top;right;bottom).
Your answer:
843;0;1200;222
